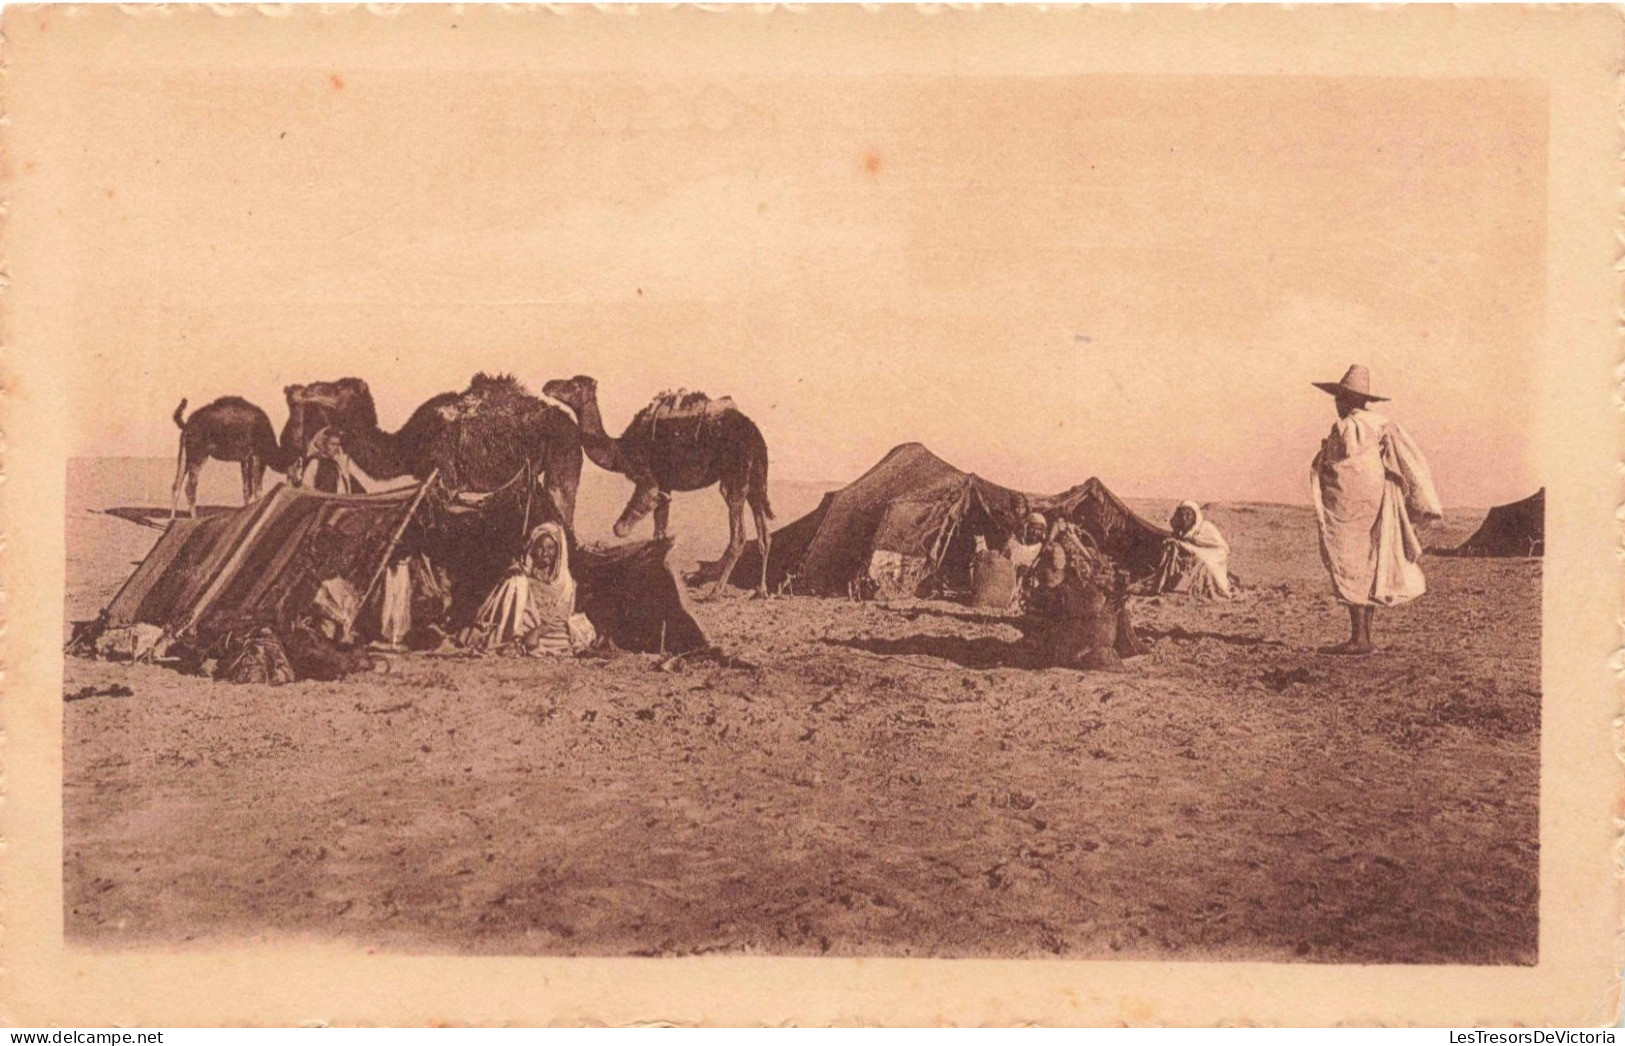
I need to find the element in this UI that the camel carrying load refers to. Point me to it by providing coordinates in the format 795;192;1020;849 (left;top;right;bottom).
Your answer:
543;375;773;598
643;389;739;441
1014;520;1148;671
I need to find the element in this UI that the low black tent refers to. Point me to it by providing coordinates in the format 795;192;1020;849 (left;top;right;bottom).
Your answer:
90;474;707;659
698;443;1169;599
1438;488;1545;558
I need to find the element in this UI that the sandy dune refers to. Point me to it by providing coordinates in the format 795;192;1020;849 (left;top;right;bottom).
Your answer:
63;460;1538;963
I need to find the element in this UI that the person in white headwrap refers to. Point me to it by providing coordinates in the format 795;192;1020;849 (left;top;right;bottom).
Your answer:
1152;501;1235;599
1310;364;1443;655
465;521;593;656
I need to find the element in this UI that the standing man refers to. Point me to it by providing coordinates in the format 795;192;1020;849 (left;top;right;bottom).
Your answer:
1310;365;1443;654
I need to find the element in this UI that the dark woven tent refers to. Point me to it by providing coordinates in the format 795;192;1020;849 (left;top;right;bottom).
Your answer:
1032;478;1173;579
1438;488;1545;558
94;476;707;658
698;443;1168;599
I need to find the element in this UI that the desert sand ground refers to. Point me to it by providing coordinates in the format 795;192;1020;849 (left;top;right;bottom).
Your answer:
63;459;1539;963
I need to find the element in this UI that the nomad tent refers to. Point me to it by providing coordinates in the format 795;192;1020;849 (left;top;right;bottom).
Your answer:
89;474;707;661
699;443;1168;599
1438;488;1545;558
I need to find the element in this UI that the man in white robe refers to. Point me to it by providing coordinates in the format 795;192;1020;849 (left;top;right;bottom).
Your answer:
1310;365;1443;654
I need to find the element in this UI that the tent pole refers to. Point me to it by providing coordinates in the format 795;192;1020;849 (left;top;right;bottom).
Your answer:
353;469;441;633
521;458;533;537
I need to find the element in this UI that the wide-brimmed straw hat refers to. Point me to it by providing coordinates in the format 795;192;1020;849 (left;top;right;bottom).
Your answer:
1312;364;1389;403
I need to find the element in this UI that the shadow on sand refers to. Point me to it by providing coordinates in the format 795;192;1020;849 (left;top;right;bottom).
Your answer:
820;633;1039;671
99;505;235;529
1139;624;1286;648
878;604;1018;628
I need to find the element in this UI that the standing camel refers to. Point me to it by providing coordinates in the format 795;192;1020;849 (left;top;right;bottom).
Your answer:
292;373;584;537
542;375;774;598
170;396;286;518
283;379;457;489
279;378;380;493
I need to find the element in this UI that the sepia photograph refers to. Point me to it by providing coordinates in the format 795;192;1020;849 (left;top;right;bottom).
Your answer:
1;4;1619;1028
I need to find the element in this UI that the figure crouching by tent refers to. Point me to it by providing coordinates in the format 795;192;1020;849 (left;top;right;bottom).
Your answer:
1149;501;1238;600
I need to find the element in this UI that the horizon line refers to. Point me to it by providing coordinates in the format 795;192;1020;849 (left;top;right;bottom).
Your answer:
61;455;1530;513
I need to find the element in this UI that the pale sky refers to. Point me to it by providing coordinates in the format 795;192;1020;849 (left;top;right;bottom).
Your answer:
36;38;1545;505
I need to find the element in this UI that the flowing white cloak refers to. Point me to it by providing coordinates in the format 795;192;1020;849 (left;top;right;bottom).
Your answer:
1310;409;1443;607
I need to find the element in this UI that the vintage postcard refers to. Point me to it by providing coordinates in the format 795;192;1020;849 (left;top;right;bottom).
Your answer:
1;3;1620;1028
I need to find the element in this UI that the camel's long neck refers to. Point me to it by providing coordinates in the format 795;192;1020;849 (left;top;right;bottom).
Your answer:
575;394;627;473
341;425;412;479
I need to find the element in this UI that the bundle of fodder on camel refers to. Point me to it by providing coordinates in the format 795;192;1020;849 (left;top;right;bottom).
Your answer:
70;470;708;684
692;443;1168;602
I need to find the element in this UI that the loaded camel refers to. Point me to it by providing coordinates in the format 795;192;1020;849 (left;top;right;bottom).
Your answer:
170;396;288;518
289;373;583;536
541;375;773;598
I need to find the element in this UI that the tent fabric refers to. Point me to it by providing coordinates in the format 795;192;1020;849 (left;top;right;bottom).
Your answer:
1438;488;1545;558
698;442;1169;598
575;539;708;654
1033;479;1171;580
104;485;415;639
98;479;708;656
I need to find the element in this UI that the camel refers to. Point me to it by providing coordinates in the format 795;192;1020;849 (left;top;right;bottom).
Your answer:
1016;522;1147;671
541;375;773;598
291;374;584;537
279;378;381;492
426;373;584;534
170;396;286;518
284;379;459;489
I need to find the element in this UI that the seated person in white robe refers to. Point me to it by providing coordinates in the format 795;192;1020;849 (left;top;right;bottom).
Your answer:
463;522;594;656
1152;501;1235;599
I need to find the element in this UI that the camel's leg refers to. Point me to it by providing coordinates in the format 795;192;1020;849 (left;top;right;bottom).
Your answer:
708;491;749;599
251;458;267;501
182;461;201;519
653;495;671;541
170;438;190;520
750;493;772;598
240;458;255;505
546;442;582;539
544;473;575;537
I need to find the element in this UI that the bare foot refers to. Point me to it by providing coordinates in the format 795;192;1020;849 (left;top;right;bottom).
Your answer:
1318;641;1374;656
751;589;770;601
